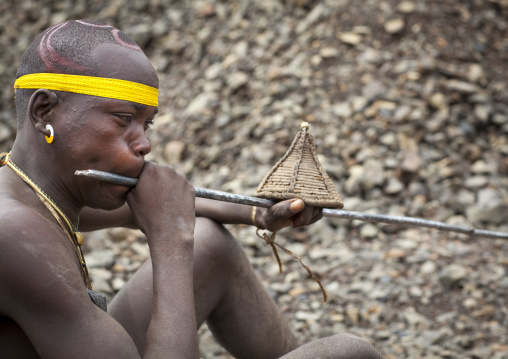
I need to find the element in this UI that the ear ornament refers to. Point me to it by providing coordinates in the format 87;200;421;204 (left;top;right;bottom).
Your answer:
45;124;54;144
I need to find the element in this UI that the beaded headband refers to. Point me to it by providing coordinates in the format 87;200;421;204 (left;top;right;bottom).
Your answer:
14;73;158;107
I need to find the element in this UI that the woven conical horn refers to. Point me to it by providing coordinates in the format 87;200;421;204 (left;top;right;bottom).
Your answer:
255;122;343;208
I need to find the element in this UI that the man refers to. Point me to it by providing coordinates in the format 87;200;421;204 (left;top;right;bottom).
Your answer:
0;20;383;358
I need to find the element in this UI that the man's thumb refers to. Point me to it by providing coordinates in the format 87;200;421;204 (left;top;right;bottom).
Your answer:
289;199;305;213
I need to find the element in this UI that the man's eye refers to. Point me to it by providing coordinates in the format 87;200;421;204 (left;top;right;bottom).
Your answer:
144;120;155;130
118;115;134;122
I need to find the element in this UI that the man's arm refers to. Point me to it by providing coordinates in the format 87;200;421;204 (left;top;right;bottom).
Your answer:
79;203;136;231
0;213;142;358
126;163;199;358
79;196;323;233
195;197;323;232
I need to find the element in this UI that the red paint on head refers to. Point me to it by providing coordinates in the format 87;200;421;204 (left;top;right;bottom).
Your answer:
37;20;142;74
38;22;91;73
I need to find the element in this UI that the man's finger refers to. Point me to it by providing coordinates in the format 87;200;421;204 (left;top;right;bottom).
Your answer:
291;206;323;227
289;199;305;213
291;208;316;228
309;209;324;225
268;199;305;219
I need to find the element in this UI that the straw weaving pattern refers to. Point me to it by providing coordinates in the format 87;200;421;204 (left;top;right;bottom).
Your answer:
255;127;343;208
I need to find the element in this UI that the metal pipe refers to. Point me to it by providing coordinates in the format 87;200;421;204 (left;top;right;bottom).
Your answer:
74;170;277;208
75;169;508;240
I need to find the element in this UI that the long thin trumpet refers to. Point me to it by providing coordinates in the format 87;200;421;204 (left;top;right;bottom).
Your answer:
75;170;508;240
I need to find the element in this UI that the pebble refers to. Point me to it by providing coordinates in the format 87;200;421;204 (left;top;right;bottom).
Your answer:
398;1;416;13
319;47;339;59
384;177;404;195
438;264;468;287
360;223;379;239
90;277;113;296
185;92;217;115
445;80;479;94
337;32;362;45
467;188;508;225
86;249;116;268
384;18;405;34
420;261;437;275
465;175;489;189
111;277;126;291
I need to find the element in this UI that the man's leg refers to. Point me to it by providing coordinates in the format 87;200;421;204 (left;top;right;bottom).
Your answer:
108;217;298;358
280;333;384;359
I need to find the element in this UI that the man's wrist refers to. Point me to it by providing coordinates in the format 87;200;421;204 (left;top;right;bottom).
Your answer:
251;206;258;227
251;206;266;230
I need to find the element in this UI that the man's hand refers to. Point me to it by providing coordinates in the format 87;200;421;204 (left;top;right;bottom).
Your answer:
127;162;195;242
256;199;323;232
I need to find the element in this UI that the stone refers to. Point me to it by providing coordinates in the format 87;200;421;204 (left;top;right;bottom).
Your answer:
86;249;116;268
360;223;379;239
465;175;489;189
474;104;491;122
384;177;404;195
112;276;126;291
362;159;385;190
384;18;405;34
398;1;416;13
445;80;479;94
420;261;437;275
164;140;186;164
227;71;249;91
185;92;217;115
337;32;362;45
466;188;508;225
204;62;223;80
470;160;494;174
90;277;113;295
358;47;382;65
320;47;339;58
439;264;468;287
468;64;486;84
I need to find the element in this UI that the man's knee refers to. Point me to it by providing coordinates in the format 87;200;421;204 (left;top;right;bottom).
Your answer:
323;333;383;359
194;217;244;273
280;333;383;359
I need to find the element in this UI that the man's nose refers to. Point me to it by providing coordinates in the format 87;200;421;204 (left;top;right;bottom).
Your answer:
130;132;151;157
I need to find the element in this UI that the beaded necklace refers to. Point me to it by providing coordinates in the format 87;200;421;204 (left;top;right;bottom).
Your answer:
1;153;92;290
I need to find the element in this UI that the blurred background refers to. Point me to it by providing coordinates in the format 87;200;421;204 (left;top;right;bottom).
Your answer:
1;1;508;358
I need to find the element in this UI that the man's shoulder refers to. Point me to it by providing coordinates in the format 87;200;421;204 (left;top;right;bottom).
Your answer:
0;193;75;276
0;172;77;269
0;196;88;315
0;193;53;240
0;170;45;231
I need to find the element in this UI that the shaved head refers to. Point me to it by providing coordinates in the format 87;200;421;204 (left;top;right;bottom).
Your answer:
15;20;153;126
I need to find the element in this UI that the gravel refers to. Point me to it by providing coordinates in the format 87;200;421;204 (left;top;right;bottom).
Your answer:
1;1;508;358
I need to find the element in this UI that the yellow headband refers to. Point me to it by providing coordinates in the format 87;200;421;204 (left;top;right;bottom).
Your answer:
14;73;158;107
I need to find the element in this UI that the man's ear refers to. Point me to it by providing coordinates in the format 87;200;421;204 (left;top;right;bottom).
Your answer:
28;89;59;137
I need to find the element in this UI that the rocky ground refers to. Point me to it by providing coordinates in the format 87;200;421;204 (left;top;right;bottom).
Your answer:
2;0;508;358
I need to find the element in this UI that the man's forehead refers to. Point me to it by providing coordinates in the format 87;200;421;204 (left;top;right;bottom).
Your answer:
128;101;159;114
61;93;158;114
129;101;146;111
96;97;159;113
91;44;159;89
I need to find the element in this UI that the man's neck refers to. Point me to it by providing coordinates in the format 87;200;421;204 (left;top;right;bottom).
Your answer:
8;144;82;228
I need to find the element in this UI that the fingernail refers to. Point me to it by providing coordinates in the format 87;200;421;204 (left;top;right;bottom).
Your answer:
290;199;304;212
